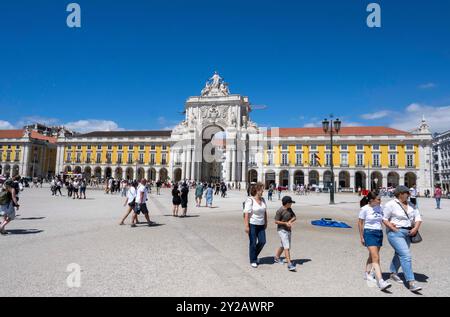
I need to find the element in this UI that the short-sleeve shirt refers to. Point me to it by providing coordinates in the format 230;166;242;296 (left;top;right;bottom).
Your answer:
358;205;384;230
127;186;137;204
275;207;296;232
244;197;267;226
382;199;422;229
135;184;148;204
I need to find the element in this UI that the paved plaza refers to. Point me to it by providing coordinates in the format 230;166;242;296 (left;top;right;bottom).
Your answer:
1;186;449;297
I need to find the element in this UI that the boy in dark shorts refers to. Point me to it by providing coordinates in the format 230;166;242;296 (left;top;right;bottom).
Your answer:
274;196;297;271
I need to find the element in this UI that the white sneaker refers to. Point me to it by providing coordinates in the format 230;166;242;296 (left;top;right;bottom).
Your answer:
251;263;258;268
365;271;376;281
378;280;392;291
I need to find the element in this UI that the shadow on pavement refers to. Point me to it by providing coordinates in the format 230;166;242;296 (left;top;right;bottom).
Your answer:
5;229;44;235
292;259;312;265
16;217;46;221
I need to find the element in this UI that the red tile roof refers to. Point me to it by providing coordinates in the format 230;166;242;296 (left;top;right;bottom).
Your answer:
0;130;57;143
265;127;410;137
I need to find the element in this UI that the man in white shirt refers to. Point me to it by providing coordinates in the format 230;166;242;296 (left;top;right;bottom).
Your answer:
131;179;153;227
409;185;418;207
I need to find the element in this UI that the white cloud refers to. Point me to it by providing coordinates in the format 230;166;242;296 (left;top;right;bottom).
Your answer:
64;120;124;133
0;120;15;130
418;82;436;89
157;116;168;126
390;103;450;133
361;111;391;120
345;121;363;127
17;116;60;127
303;122;319;128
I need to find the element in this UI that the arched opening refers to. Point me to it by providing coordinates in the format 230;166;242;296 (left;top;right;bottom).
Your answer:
338;171;350;189
12;165;20;177
323;171;333;190
137;168;145;180
294;170;305;186
148;168;156;181
0;165;2;175
248;169;258;183
387;172;399;188
74;166;82;174
105;167;112;179
279;170;289;187
126;167;134;180
64;166;72;173
371;172;383;190
309;170;319;185
84;166;92;180
173;168;182;183
265;170;276;189
404;172;417;188
115;167;123;180
355;171;366;190
94;166;102;179
159;168;168;182
202;125;226;182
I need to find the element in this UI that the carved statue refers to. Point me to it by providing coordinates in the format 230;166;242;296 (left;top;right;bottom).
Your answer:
200;72;230;97
220;82;230;96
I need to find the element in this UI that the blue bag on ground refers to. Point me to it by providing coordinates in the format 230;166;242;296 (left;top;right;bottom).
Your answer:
311;218;352;229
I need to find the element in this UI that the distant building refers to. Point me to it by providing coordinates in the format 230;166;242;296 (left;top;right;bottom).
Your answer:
433;130;450;192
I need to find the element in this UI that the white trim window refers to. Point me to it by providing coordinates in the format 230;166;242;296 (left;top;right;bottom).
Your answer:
356;153;364;166
373;153;380;167
389;154;397;167
128;153;133;163
267;153;274;165
325;153;332;166
406;153;414;168
281;153;288;165
341;153;348;166
296;153;302;166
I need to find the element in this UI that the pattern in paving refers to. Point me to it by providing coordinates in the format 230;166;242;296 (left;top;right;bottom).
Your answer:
1;186;449;297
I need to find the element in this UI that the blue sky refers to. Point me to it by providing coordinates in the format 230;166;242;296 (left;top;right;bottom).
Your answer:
1;0;450;133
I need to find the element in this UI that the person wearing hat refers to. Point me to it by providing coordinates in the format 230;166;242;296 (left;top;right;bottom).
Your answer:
274;196;297;271
382;185;423;292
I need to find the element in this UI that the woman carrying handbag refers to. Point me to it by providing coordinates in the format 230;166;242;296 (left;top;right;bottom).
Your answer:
382;185;423;292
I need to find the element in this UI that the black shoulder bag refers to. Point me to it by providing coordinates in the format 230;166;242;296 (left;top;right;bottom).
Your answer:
396;201;422;244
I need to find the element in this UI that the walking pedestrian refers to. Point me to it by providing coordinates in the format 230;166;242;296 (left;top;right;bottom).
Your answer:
180;182;189;217
172;184;181;217
205;184;214;208
243;183;267;268
131;179;153;227
274;196;297;272
409;185;418;208
358;192;392;291
79;178;87;199
195;182;204;207
0;180;20;235
434;185;442;209
382;185;423;292
119;181;137;225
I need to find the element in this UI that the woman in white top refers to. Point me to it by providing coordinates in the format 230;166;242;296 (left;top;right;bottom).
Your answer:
358;192;392;291
243;183;268;268
119;181;137;225
382;185;423;292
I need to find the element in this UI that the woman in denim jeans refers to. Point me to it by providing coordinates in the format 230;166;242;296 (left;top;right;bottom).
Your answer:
243;183;267;268
382;185;423;292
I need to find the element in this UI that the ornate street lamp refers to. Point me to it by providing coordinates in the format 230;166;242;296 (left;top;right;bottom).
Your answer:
322;115;341;205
